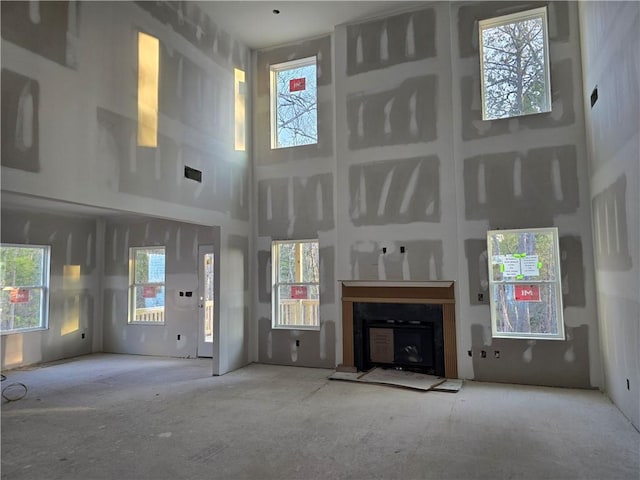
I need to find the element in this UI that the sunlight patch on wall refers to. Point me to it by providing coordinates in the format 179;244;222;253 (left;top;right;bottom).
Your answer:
235;68;246;151
137;32;159;147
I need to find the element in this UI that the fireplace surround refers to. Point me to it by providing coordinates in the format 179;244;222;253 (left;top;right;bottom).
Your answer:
340;281;457;378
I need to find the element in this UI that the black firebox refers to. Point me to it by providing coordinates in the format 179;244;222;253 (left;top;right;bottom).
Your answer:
353;302;445;376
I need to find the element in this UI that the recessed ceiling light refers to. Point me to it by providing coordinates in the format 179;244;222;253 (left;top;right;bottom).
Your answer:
272;9;280;14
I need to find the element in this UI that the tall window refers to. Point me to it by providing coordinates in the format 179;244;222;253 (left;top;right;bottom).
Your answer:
270;56;317;149
479;7;551;120
129;247;165;324
272;240;319;329
0;244;50;334
137;31;159;147
487;228;564;340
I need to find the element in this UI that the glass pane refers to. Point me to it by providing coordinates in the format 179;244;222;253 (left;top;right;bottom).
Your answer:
204;253;214;343
481;14;548;119
0;287;43;331
134;248;165;284
492;283;559;335
277;284;319;327
301;242;319;283
0;246;44;287
276;62;317;148
489;230;557;282
277;243;296;283
133;285;165;323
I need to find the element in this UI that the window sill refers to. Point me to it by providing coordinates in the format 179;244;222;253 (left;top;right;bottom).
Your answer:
127;322;166;326
1;327;48;336
272;325;320;332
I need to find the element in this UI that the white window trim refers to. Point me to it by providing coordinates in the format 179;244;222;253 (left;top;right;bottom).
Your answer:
271;239;320;330
478;6;552;121
487;227;565;340
128;246;166;325
269;55;317;150
0;243;50;335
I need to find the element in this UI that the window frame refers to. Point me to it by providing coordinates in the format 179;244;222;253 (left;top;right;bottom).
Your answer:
487;227;565;340
128;246;166;325
271;239;320;330
269;55;318;149
0;243;50;335
478;6;552;121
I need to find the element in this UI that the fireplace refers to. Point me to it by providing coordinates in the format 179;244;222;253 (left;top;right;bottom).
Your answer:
354;302;444;376
340;281;457;378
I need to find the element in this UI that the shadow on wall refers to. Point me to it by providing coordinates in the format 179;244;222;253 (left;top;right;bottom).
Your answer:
258;317;335;368
470;323;591;388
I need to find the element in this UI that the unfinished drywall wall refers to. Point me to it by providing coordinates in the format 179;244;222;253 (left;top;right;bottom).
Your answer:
253;35;337;368
102;218;219;360
452;1;599;388
579;1;639;428
1;2;253;373
1;2;251;227
1;208;99;369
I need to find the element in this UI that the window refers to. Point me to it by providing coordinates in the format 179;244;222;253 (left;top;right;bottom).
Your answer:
129;247;165;324
272;240;319;329
487;228;564;340
0;244;50;334
137;31;159;147
479;7;551;120
270;56;317;149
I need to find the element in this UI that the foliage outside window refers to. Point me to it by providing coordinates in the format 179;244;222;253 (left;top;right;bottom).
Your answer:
479;7;551;120
272;240;320;329
129;247;165;324
270;56;318;149
487;228;564;340
0;244;50;334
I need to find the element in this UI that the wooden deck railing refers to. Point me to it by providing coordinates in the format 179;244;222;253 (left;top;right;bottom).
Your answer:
135;307;165;323
279;299;319;326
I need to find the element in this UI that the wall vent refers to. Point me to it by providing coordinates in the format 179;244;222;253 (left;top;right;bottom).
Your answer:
184;166;202;183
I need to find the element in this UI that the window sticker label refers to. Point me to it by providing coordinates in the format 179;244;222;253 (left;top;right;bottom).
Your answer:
289;78;306;92
514;285;541;302
521;255;540;277
502;255;522;277
291;286;308;299
9;288;29;304
143;286;157;298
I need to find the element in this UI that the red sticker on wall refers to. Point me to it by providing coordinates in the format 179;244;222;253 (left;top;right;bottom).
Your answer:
289;78;306;92
514;285;541;302
143;286;157;298
291;286;308;299
9;288;29;304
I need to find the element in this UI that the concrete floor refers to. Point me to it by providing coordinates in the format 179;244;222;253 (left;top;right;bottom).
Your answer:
1;354;638;480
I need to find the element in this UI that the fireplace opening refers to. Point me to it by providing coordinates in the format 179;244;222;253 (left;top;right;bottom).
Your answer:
354;302;445;376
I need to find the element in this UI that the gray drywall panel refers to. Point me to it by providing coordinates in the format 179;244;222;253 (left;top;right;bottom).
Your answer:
257;174;334;238
463;145;579;226
258;317;336;368
457;1;570;59
1;0;78;68
257;249;271;305
1;208;98;369
349;156;440;225
346;7;436;75
470;323;591;388
346;75;437;149
229;235;249;292
102;218;216;358
319;246;335;305
136;1;247;69
1;69;40;172
97;107;249;220
592;176;632;271
350;240;444;281
465;236;586;307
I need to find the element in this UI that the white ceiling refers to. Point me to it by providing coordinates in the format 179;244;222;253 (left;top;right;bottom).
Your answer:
196;1;424;50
